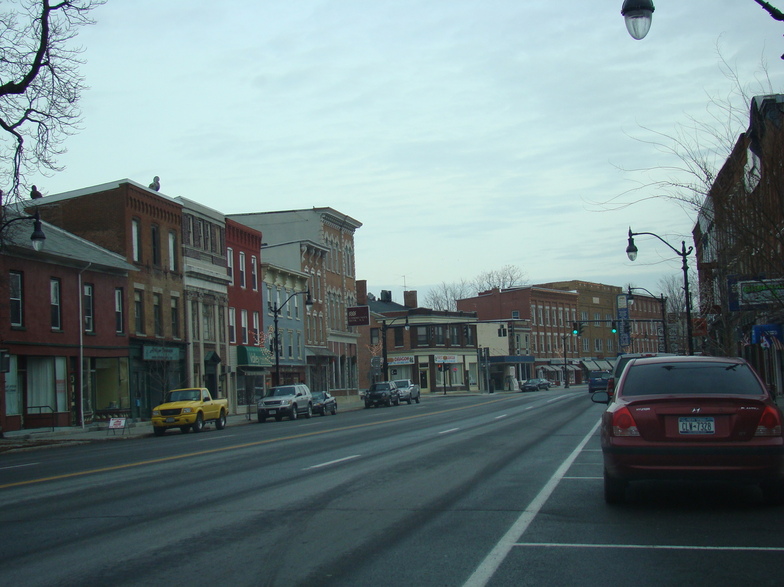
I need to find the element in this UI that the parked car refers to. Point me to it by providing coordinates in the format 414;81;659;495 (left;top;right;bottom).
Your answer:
393;379;421;404
587;371;611;393
151;387;228;436
312;390;337;416
257;384;314;422
592;355;784;505
365;381;400;408
521;378;550;392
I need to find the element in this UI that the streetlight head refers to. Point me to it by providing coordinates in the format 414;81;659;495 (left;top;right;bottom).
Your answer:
626;229;638;261
30;211;46;252
304;291;314;306
621;0;654;40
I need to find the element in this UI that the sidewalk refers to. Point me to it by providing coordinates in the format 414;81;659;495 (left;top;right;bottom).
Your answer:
0;391;497;453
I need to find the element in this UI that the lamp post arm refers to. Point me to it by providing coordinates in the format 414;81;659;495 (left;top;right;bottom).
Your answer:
754;0;784;21
630;230;692;259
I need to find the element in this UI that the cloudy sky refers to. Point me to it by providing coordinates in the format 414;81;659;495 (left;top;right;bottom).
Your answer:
28;0;784;303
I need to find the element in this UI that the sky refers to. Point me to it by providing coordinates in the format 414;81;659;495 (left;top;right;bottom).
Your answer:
25;0;784;304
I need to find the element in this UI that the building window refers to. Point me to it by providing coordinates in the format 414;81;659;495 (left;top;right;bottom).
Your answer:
251;256;258;291
115;288;124;333
83;284;94;333
434;325;445;345
370;327;379;345
288;330;294;358
171;296;180;338
512;310;520;319
394;326;404;347
464;325;475;346
134;289;144;334
594;338;603;352
203;303;214;341
416;326;428;346
228;308;236;344
153;293;163;336
132;218;142;262
191;300;200;339
151;224;161;266
239;252;246;288
168;231;177;272
253;311;260;345
9;271;22;327
227;247;234;284
241;310;248;344
50;278;61;330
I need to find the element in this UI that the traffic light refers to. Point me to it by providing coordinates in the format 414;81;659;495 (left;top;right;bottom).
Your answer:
572;322;580;335
611;321;618;334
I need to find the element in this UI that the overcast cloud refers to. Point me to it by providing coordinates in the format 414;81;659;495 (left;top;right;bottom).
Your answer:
28;0;784;302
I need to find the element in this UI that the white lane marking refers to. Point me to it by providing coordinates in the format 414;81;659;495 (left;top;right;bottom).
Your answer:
305;455;360;470
0;462;39;471
463;418;601;587
516;543;784;552
439;428;461;435
494;415;508;420
563;476;602;480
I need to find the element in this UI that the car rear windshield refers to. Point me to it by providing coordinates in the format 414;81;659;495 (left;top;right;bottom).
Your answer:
621;362;764;396
393;380;408;387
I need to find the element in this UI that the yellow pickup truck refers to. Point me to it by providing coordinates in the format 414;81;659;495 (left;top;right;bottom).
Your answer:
151;388;228;436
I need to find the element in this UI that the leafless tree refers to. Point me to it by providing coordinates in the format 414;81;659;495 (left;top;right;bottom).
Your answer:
0;0;104;202
424;265;528;311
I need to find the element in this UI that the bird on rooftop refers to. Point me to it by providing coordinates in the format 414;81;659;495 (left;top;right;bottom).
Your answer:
30;185;42;199
149;176;160;191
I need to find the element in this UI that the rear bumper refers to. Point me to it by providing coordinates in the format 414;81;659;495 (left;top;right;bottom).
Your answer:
603;443;784;482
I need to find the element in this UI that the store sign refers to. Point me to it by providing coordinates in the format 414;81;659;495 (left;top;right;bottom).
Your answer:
143;345;179;361
347;305;370;326
388;355;414;365
434;355;459;364
738;279;784;307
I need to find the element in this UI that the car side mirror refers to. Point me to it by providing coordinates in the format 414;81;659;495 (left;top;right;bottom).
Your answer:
591;391;610;405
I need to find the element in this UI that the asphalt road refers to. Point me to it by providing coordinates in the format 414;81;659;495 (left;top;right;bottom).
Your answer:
1;389;783;586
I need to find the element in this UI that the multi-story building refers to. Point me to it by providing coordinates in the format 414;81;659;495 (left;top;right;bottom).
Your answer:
537;281;622;361
176;197;230;404
228;208;361;395
456;286;580;385
225;218;266;411
356;284;479;393
694;94;784;391
0;213;136;432
33;179;187;418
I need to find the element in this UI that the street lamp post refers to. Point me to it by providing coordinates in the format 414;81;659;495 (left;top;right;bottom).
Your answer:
380;315;409;381
0;210;46;251
270;290;313;387
627;285;668;353
626;228;694;355
562;334;570;388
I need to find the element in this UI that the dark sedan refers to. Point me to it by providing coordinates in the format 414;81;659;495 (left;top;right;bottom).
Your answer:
364;381;400;408
521;378;550;392
593;356;784;505
312;391;337;416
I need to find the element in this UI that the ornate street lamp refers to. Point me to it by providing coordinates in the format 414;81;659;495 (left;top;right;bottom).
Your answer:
621;0;655;40
626;227;694;355
270;290;313;386
1;210;46;252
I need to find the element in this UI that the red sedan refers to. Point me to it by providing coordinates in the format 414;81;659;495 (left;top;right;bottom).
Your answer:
592;355;784;505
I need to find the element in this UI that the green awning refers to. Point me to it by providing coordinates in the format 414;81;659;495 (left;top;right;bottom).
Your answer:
237;346;273;368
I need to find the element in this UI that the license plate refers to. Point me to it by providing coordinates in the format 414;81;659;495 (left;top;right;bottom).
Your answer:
268;409;276;415
165;417;175;423
678;416;715;434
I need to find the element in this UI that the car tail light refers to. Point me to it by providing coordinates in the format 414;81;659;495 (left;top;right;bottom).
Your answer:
755;406;783;437
606;377;616;400
611;407;640;437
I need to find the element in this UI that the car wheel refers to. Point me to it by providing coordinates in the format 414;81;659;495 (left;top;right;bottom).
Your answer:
275;414;283;421
385;398;391;407
603;469;627;505
332;404;338;415
215;410;226;430
305;403;313;418
192;412;204;433
153;427;166;437
415;395;420;404
761;480;784;506
364;402;371;409
258;411;266;423
290;405;298;420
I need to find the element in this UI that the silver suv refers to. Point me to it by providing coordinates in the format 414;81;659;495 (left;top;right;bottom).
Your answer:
258;384;313;422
